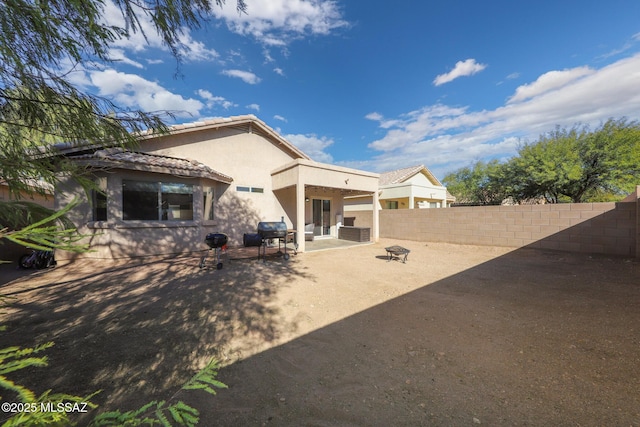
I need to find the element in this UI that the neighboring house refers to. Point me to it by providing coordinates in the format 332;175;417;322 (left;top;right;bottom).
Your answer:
0;179;55;262
0;179;55;209
54;115;379;258
345;164;454;212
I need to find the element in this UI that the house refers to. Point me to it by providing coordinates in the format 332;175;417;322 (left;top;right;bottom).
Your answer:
54;115;379;258
344;164;454;213
0;179;55;262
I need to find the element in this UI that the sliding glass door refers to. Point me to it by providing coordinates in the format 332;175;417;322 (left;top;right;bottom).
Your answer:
312;199;331;236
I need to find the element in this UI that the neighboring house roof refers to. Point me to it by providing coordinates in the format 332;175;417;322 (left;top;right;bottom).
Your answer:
379;165;444;187
446;190;456;202
69;148;233;183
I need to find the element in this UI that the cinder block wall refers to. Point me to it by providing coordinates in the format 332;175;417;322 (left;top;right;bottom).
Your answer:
350;196;639;258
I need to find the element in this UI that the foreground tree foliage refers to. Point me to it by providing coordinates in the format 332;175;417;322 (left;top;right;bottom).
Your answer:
1;342;226;426
444;118;640;204
1;0;247;424
1;0;246;249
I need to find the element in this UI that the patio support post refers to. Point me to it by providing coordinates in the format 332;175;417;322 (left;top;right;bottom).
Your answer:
408;185;414;209
373;190;380;242
296;182;306;253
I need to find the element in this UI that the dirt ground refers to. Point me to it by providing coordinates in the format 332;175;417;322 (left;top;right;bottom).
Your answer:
1;239;639;426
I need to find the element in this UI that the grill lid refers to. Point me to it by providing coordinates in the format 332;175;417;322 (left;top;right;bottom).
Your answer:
257;221;287;238
204;233;228;248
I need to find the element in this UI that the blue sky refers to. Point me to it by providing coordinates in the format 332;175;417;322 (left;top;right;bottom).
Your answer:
71;0;640;180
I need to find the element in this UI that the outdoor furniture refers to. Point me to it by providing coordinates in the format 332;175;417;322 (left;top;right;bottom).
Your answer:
339;226;370;242
385;245;410;263
304;223;315;241
287;229;298;252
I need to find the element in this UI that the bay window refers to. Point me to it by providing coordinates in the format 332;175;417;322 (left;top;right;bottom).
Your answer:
123;180;193;221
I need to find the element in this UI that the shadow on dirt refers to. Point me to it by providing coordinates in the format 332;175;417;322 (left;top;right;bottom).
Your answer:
0;252;314;423
192;246;640;426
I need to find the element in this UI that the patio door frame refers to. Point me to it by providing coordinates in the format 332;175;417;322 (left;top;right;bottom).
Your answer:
312;198;331;237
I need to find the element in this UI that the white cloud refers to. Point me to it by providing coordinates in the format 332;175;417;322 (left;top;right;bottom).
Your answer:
274;115;288;122
107;49;144;68
507;67;594;103
221;69;261;84
365;112;406;130
246;103;260;111
196;89;236;109
365;112;383;121
358;53;640;179
89;69;203;117
101;0;218;63
180;36;220;62
285;133;334;163
212;0;348;45
433;58;487;86
599;32;640;59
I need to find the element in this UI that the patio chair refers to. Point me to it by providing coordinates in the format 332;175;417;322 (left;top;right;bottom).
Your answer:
305;223;315;241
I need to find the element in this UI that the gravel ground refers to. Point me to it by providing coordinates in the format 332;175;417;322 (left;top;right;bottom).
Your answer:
1;239;639;426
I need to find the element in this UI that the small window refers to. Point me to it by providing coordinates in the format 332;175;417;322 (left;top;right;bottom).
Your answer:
91;177;108;221
92;190;107;221
237;186;264;193
385;201;399;209
203;186;215;220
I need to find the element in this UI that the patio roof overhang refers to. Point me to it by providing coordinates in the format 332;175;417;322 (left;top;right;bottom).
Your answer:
271;158;379;194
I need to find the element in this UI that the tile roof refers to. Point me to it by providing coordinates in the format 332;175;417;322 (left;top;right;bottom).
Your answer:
379;165;428;185
54;115;311;161
71;148;233;183
141;114;311;161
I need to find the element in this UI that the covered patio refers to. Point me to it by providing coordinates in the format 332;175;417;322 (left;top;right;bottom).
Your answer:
271;159;379;253
304;237;373;252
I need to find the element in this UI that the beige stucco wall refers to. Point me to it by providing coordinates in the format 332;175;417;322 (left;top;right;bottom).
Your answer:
55;170;227;259
140;127;298;233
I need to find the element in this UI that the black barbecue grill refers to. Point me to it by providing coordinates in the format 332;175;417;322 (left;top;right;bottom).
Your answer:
199;232;228;270
257;221;294;261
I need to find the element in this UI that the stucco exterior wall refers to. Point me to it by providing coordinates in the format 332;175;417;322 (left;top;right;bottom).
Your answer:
140;127;297;230
55;170;226;259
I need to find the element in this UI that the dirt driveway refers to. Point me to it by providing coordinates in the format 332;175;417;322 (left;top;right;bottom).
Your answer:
1;239;639;426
